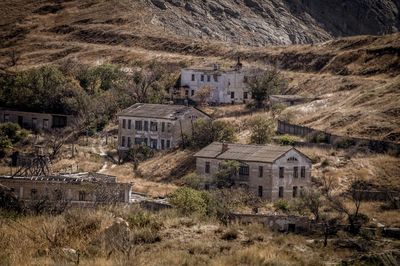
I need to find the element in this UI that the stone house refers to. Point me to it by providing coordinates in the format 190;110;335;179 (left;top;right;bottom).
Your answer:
0;108;73;130
117;103;210;151
179;59;251;104
194;142;312;201
0;172;132;205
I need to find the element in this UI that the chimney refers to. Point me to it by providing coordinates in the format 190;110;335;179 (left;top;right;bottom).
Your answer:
221;142;229;153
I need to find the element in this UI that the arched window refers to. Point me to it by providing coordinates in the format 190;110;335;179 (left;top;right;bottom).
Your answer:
287;157;298;162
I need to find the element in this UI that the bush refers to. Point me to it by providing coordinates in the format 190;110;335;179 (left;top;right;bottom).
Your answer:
335;138;356;149
182;173;210;190
275;135;297;146
273;199;290;213
221;228;239;241
246;115;275;144
169;187;208;216
189;119;236;148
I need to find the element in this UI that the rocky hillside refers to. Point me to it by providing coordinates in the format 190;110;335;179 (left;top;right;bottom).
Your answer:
148;0;400;45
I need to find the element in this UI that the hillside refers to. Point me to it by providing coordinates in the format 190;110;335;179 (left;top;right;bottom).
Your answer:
0;0;399;142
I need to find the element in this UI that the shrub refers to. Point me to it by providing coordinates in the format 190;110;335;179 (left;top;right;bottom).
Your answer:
169;187;208;216
182;173;210;190
221;228;238;241
275;134;297;146
335;138;356;149
246;115;275;144
126;211;162;231
273;199;290;213
189;119;236;148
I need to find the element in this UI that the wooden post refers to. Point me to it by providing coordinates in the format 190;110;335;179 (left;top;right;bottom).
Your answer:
179;120;185;148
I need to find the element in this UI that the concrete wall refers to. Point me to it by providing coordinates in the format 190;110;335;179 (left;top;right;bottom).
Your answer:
0;109;73;130
181;69;249;104
0;178;131;203
277;120;400;155
196;148;311;201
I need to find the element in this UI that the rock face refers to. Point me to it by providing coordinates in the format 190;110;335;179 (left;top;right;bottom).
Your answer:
148;0;400;45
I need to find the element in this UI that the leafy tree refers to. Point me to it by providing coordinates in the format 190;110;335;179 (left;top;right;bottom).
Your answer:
246;115;275;144
195;85;212;106
214;160;240;188
297;187;323;221
0;123;28;157
190;119;236;148
247;68;285;108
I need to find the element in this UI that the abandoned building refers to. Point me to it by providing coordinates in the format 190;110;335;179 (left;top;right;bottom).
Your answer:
117;103;210;151
194;142;312;201
0;172;132;205
179;58;251;104
0;108;73;130
270;95;309;106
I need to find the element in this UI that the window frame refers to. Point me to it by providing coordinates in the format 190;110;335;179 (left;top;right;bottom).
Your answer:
279;167;284;178
301;166;306;178
135;120;143;131
205;161;210;174
279;187;284;198
150;121;158;132
239;165;249;176
293;166;299;178
258;166;263;178
293;186;298;198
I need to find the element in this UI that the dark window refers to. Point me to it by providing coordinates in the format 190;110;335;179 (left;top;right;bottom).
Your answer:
79;191;86;201
293;167;299;178
121;136;126;147
18;116;23;126
167;123;172;133
52;115;67;128
301;166;306;178
161;139;165;150
214;75;218;82
127;137;131;148
150;139;157;149
293;186;298;198
191;90;194;96
201;75;204;82
144;121;149;131
239;165;249;176
150;122;158;132
207;75;211;82
279;187;284;198
205;162;210;174
3;114;9;122
279;167;284;178
288;224;296;232
166;140;171;148
135;121;142;131
230;91;235;99
191;74;195;81
122;119;126;129
128;120;131;129
32;118;37;129
185;90;189;96
31;189;37;199
161;122;165;132
258;166;263;177
43;119;49;129
143;138;148;146
258;186;263;197
244;92;248;99
135;138;142;145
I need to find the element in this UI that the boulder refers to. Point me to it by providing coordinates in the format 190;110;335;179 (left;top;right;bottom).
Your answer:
151;0;167;10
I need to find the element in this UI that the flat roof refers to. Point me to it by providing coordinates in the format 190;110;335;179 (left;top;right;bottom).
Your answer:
0;172;123;184
194;142;298;163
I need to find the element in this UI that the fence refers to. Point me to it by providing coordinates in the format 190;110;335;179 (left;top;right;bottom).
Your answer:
277;120;400;156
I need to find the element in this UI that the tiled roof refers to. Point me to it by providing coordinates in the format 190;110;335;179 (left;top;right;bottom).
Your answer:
194;142;295;163
118;103;207;120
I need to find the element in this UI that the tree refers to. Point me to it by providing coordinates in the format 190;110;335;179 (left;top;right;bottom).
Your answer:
169;187;208;216
214;160;240;188
246;115;275;144
190;119;236;148
195;85;212;106
298;187;323;222
247;68;285;108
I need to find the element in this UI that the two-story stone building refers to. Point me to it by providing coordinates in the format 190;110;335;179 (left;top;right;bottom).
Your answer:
179;59;251;104
117;103;210;152
194;142;312;201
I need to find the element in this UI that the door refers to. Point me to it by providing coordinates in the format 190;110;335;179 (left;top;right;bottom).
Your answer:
18;116;23;126
258;186;263;198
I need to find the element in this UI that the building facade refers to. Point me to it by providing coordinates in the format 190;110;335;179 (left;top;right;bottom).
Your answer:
0;109;73;130
0;172;132;205
180;61;250;104
194;142;312;201
117;103;210;151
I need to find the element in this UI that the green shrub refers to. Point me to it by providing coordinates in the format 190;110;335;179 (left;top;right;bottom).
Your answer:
182;173;210;190
169;187;208;216
126;211;162;231
335;138;356;149
275;135;297;146
189;119;236;149
273;199;290;213
246;115;275;144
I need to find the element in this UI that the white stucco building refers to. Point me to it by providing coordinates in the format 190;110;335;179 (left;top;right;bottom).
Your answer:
180;60;250;104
